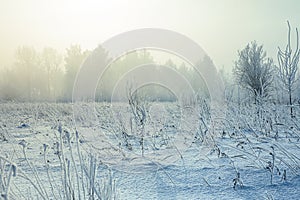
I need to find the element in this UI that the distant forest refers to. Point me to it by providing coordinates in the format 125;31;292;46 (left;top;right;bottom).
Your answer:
1;21;300;108
0;45;211;102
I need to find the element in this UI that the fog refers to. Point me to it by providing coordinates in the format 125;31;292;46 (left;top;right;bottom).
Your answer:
0;0;300;101
1;0;299;68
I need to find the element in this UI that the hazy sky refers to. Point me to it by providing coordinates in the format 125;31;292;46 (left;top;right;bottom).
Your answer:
0;0;300;71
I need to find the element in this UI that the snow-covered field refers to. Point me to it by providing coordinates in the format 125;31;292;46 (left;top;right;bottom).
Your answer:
0;102;300;199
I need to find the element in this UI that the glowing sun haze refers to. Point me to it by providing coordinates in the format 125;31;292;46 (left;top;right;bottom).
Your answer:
0;0;299;70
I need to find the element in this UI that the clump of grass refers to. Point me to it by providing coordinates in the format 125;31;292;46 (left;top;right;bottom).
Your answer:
127;87;149;157
233;172;243;189
265;146;276;185
0;155;17;200
2;122;117;199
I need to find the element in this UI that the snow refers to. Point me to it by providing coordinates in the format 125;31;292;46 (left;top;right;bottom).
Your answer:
0;102;300;199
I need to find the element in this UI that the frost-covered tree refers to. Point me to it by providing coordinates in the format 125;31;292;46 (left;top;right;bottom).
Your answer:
277;21;300;117
233;41;274;103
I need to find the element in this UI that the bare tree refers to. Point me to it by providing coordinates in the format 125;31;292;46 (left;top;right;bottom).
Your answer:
41;47;63;100
233;41;274;104
277;21;300;117
15;46;38;100
64;45;90;101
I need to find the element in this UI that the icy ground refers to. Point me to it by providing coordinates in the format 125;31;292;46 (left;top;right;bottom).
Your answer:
0;102;300;199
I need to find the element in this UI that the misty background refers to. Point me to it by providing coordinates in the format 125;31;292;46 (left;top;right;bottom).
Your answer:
0;0;300;102
0;45;212;101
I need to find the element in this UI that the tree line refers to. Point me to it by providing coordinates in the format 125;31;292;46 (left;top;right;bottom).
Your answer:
0;21;299;113
0;45;89;102
0;45;210;102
